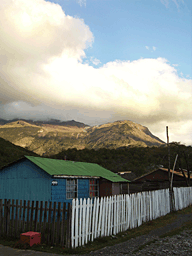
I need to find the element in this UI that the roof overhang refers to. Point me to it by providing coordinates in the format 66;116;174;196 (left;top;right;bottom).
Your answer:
53;175;100;179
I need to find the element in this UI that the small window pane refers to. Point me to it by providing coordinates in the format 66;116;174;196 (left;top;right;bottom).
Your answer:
66;179;78;199
89;179;99;198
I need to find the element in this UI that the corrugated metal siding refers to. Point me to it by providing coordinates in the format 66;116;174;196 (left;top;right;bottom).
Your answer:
0;159;51;201
25;156;129;183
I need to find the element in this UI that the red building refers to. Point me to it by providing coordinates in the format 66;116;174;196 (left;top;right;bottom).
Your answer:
129;168;192;193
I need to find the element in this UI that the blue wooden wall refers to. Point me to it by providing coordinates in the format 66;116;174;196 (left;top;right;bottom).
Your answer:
0;159;93;222
0;159;51;202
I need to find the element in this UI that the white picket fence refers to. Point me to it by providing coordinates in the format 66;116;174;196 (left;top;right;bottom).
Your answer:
174;187;192;210
71;187;192;248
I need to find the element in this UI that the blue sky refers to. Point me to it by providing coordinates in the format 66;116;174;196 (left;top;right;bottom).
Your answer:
54;0;192;78
0;0;192;144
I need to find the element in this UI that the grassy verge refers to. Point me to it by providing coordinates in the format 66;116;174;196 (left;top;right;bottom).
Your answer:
0;205;192;255
159;220;192;238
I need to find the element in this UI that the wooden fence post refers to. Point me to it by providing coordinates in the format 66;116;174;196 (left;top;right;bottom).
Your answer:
6;200;11;236
66;203;72;248
18;200;22;234
3;199;7;235
39;201;43;235
55;202;61;245
15;200;19;238
34;201;39;232
10;199;14;236
47;201;52;245
51;202;57;245
22;200;26;233
30;201;35;231
42;201;48;243
26;200;30;232
60;202;66;247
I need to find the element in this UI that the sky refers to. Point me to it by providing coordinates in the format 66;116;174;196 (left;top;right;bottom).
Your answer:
0;0;192;144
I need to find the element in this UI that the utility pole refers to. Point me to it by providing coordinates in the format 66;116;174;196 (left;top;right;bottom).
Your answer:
166;126;175;212
166;126;171;188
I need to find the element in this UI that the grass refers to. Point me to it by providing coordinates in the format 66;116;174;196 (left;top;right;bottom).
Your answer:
0;205;192;255
159;220;192;238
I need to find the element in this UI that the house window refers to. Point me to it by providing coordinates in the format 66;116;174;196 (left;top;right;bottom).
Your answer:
66;179;78;199
89;179;99;198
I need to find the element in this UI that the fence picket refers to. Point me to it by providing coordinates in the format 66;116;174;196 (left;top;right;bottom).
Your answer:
79;198;83;246
91;197;96;241
60;202;66;247
6;200;10;236
111;196;114;234
15;200;19;238
82;198;86;246
94;197;99;239
34;201;39;232
107;197;111;236
47;201;52;244
88;199;92;241
22;200;26;233
11;199;15;236
51;202;56;245
75;198;79;248
85;198;90;243
97;197;103;237
39;201;43;235
71;199;75;249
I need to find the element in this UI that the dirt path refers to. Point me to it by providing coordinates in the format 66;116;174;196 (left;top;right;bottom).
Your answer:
1;212;192;256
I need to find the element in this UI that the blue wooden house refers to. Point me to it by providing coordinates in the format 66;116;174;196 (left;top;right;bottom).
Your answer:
0;156;129;203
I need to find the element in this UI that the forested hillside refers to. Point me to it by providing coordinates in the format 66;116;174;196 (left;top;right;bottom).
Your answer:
51;143;192;179
0;138;38;169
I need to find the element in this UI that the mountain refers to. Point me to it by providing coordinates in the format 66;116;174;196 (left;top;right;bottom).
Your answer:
0;118;87;128
0;119;165;156
0;137;38;169
82;120;164;149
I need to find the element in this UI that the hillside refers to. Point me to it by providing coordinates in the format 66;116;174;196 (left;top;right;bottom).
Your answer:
0;119;165;156
0;137;38;169
51;142;192;179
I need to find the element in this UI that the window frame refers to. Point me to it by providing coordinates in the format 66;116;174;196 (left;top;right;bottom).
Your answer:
66;178;78;199
89;178;99;198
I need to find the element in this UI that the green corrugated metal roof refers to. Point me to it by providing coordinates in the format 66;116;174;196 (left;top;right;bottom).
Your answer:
25;156;129;183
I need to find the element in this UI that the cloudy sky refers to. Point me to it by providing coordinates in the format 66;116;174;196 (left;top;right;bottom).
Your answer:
0;0;192;144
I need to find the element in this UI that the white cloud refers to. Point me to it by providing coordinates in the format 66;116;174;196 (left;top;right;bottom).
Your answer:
160;0;169;8
146;46;156;52
77;0;86;7
0;0;192;144
160;0;185;9
90;57;101;66
0;0;93;105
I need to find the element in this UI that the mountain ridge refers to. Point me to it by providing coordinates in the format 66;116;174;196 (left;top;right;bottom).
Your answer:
0;118;165;156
